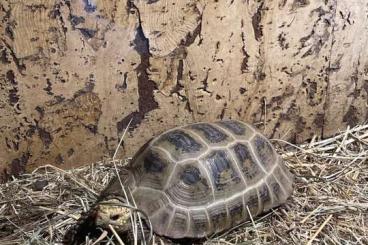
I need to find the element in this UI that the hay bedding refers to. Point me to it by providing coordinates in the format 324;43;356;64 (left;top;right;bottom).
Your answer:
1;124;368;245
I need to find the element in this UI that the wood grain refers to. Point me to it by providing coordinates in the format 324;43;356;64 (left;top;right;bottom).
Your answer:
0;0;367;180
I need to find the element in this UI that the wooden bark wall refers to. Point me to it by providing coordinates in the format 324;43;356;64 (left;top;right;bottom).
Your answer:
1;0;367;181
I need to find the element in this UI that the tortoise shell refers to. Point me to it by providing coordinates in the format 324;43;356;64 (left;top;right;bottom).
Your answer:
102;120;294;239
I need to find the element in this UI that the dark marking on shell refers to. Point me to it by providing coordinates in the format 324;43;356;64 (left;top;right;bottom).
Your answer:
231;143;262;183
189;210;209;237
163;130;202;153
218;120;245;135
244;189;259;215
168;209;188;237
133;188;169;217
227;196;245;226
190;123;227;143
166;164;211;206
268;176;282;203
207;202;228;232
153;205;173;235
144;151;165;173
258;184;272;212
181;166;201;185
273;166;292;194
204;150;241;190
253;135;276;169
270;181;281;195
131;148;174;190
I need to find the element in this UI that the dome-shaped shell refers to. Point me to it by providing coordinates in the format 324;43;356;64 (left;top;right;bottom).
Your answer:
104;120;294;239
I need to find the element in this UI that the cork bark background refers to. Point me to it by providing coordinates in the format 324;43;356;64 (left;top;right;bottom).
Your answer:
1;0;367;181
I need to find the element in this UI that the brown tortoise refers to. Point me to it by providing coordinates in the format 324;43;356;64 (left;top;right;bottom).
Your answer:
73;120;294;242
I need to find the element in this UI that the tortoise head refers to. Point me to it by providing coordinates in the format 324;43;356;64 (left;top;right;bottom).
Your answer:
64;198;132;244
93;198;153;244
93;198;131;230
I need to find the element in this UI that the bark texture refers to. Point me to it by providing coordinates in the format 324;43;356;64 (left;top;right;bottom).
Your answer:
0;0;367;181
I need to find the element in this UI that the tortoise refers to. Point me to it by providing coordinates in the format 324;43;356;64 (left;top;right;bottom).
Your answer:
69;120;294;242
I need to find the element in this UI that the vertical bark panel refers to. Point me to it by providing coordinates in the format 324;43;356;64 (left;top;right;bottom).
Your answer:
0;0;367;180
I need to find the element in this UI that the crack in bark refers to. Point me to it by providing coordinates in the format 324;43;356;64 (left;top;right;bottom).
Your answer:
240;19;250;73
51;2;68;49
322;0;338;138
252;2;264;42
1;39;26;75
170;59;185;100
197;69;211;95
117;1;158;133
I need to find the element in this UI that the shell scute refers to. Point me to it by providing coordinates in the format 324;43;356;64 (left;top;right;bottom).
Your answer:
132;188;169;217
201;149;244;199
188;209;209;238
266;174;284;205
150;204;175;236
181;165;201;185
207;202;228;233
243;188;259;216
257;183;272;212
227;195;245;227
188;123;228;144
160;129;202;152
143;150;166;172
273;164;293;195
252;134;277;171
167;208;189;238
131;148;175;190
217;120;246;135
231;142;264;185
216;120;255;140
165;162;213;207
154;129;207;161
